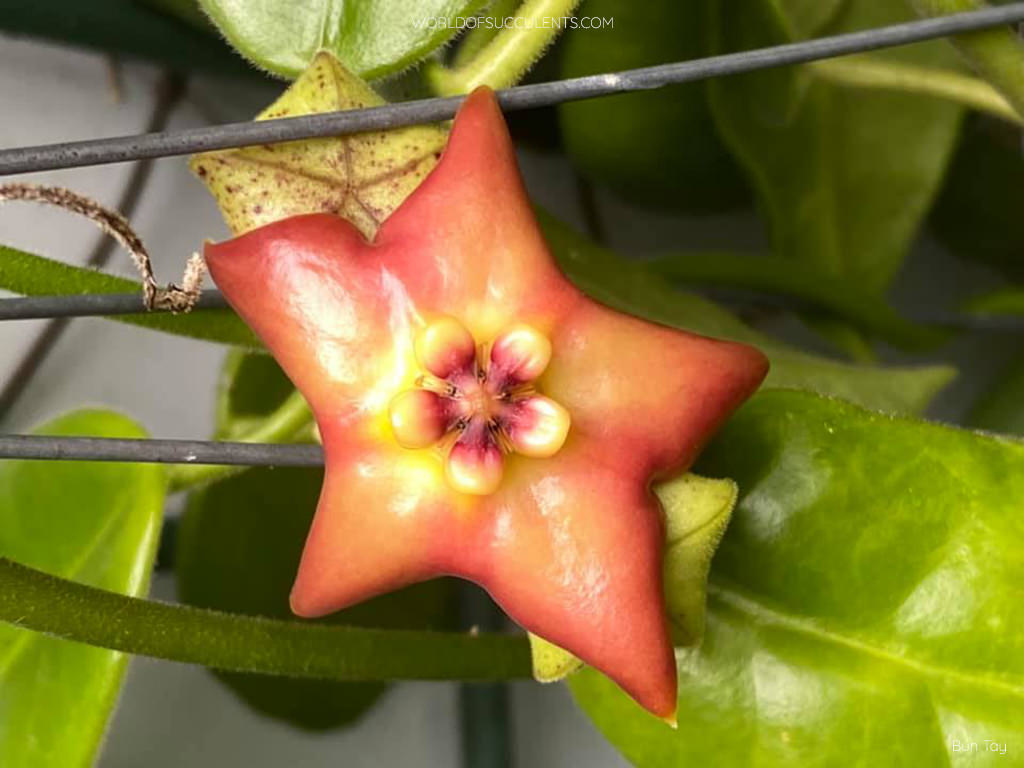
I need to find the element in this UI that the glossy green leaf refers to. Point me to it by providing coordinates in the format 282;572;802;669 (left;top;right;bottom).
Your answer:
572;389;1024;765
970;355;1024;436
0;410;166;768
0;245;258;347
540;211;956;415
177;463;459;730
710;0;963;293
199;0;486;79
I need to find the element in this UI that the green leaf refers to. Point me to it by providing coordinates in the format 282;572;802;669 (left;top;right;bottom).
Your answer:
0;245;258;347
539;210;956;415
707;0;963;351
572;389;1024;764
214;349;296;438
198;0;486;79
0;410;166;768
530;473;738;682
647;251;947;350
557;0;750;213
191;52;448;239
177;465;459;730
659;474;736;646
964;287;1024;316
909;0;1024;118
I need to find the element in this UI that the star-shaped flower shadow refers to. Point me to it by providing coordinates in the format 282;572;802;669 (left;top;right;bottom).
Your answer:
205;88;768;719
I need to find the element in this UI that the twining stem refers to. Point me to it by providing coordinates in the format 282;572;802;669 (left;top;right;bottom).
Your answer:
908;0;1024;119
0;557;531;681
427;0;582;95
167;389;313;491
452;0;521;68
645;253;949;350
810;55;1021;124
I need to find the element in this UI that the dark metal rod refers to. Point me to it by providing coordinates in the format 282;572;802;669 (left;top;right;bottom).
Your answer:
0;289;227;320
0;435;323;466
1;3;1023;176
2;288;1024;332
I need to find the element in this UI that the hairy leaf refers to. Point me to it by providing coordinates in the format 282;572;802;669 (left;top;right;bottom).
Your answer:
0;245;257;347
191;52;448;238
572;390;1024;765
198;0;485;79
0;410;166;768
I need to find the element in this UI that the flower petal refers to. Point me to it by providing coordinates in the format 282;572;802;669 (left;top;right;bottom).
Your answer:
289;436;455;618
544;297;769;477
373;88;581;339
205;214;420;425
470;441;678;718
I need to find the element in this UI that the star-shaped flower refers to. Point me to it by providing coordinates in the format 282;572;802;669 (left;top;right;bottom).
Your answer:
204;88;768;719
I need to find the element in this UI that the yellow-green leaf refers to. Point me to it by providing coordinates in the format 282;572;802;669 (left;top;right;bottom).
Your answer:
191;51;447;238
0;410;166;767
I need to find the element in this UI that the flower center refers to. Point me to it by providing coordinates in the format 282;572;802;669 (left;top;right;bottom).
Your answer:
388;316;570;496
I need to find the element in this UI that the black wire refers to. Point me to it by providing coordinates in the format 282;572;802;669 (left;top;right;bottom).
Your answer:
1;3;1023;176
0;434;323;465
0;289;228;320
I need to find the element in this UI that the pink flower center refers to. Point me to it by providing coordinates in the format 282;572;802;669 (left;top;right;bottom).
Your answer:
388;316;570;496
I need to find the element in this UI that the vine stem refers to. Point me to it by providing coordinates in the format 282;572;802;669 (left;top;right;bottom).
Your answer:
810;55;1021;124
167;389;313;491
427;0;583;95
909;0;1024;118
0;557;531;681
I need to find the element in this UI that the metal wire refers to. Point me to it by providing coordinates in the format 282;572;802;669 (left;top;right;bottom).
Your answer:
0;289;227;320
0;435;323;466
3;5;1024;463
2;3;1024;176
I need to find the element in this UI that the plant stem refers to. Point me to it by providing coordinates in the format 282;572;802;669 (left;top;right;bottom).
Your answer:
427;0;582;95
811;55;1021;124
452;0;522;68
645;252;949;350
167;389;312;491
0;557;531;681
908;0;1024;118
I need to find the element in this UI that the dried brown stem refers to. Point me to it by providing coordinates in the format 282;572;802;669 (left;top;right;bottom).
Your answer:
0;182;204;312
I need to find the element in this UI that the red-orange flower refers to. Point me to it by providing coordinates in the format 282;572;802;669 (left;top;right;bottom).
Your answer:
205;87;768;719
